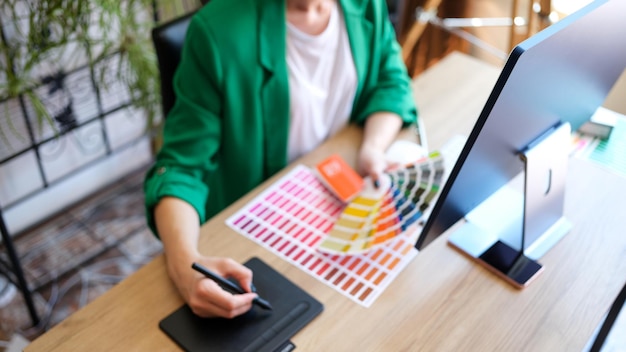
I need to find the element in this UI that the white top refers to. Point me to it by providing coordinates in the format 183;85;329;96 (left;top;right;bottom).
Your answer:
286;2;357;162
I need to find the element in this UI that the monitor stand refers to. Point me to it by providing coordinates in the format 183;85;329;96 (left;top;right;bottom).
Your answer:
448;122;573;288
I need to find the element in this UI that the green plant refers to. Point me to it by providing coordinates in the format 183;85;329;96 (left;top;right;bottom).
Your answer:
0;0;200;151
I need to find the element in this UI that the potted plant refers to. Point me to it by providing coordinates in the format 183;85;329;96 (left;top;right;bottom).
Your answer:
0;0;200;153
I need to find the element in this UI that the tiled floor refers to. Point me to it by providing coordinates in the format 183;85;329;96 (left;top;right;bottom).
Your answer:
0;164;163;345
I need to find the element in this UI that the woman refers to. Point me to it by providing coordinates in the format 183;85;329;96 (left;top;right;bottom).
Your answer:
144;0;417;318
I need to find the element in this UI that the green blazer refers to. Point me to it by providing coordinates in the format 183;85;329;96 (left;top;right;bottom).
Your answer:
144;0;418;234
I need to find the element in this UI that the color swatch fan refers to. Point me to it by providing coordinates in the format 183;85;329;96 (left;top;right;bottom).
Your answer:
318;153;445;254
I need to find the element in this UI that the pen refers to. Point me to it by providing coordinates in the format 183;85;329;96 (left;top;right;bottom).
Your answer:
191;262;273;310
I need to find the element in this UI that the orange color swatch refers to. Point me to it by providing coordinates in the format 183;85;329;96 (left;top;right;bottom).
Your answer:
315;154;364;203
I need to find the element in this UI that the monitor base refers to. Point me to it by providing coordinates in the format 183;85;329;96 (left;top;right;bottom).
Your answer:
448;223;543;288
448;216;570;288
524;217;572;260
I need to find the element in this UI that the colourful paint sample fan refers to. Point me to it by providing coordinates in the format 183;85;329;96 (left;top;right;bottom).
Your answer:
317;153;445;254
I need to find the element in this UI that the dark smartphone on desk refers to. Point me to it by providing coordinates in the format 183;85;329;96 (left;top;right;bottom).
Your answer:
477;240;543;288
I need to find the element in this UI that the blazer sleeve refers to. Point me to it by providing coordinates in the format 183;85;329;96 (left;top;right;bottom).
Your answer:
144;15;224;236
352;0;418;127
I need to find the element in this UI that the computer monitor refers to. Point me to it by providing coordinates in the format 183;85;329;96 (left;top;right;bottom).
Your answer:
416;0;626;286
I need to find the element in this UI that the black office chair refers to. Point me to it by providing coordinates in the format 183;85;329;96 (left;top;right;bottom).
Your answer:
151;11;196;118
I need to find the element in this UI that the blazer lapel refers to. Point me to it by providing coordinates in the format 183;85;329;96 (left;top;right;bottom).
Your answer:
258;0;290;176
340;0;372;102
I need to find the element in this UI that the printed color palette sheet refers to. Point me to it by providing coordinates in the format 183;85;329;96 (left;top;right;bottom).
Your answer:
226;165;419;307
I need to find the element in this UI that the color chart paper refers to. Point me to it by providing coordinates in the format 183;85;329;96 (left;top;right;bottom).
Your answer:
226;165;419;307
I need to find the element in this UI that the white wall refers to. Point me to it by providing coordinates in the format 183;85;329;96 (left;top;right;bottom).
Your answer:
3;138;151;234
0;103;152;234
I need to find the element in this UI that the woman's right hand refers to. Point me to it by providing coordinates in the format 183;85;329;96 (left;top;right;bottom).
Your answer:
155;197;257;318
168;255;258;318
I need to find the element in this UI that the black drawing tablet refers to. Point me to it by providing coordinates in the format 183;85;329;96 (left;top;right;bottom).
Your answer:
159;257;323;351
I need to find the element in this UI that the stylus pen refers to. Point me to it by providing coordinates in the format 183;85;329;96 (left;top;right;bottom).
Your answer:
191;262;273;310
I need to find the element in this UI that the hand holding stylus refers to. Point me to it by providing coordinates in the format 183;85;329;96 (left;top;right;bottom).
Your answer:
192;262;273;310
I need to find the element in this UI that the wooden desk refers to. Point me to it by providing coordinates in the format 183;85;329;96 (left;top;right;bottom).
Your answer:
27;52;626;351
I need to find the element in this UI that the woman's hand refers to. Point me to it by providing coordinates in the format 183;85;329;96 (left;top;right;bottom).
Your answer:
358;142;401;184
358;112;404;183
155;197;257;318
169;255;258;318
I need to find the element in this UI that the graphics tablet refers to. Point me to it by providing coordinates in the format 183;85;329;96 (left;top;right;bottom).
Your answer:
159;257;323;351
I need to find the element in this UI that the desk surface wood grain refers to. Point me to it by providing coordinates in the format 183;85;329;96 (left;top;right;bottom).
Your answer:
27;52;626;352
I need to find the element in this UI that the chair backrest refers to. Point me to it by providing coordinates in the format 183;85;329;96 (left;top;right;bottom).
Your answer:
151;12;196;118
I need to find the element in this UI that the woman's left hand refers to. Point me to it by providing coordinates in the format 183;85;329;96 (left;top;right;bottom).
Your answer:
357;112;404;184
